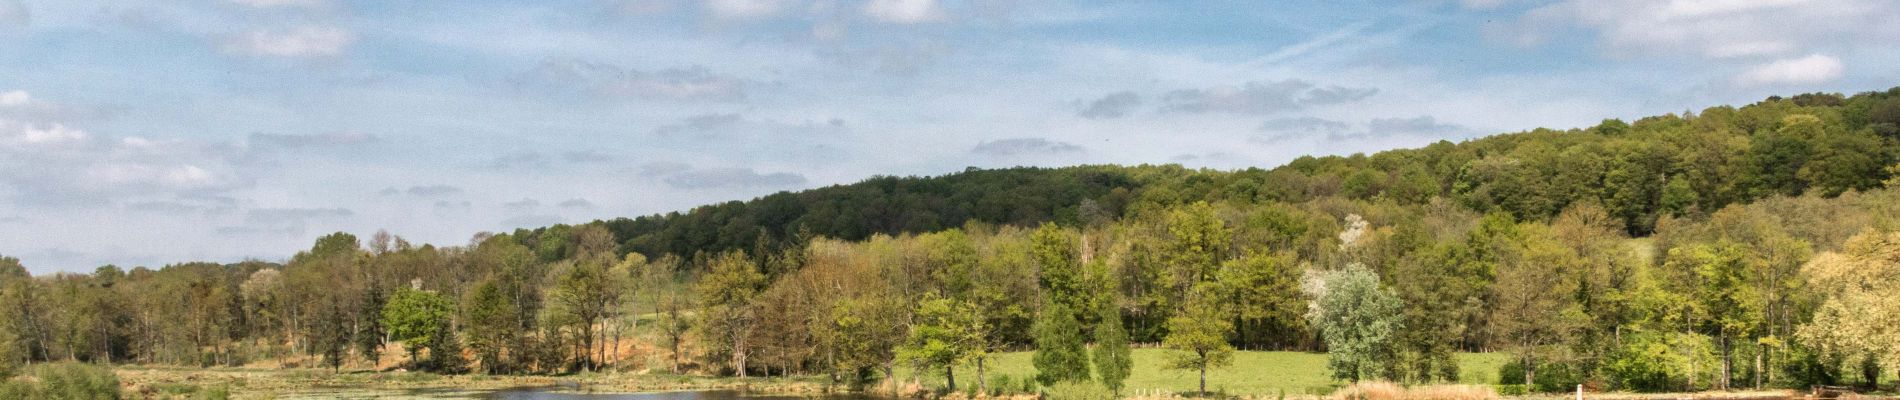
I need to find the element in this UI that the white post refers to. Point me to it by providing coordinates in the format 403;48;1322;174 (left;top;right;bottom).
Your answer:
1576;384;1583;400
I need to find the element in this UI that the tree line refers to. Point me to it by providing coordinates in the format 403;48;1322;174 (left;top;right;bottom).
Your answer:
4;88;1900;394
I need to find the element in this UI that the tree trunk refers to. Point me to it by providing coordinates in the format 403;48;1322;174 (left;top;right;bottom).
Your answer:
1755;349;1764;389
1200;364;1208;396
947;365;957;393
1525;357;1537;390
612;318;621;370
734;333;749;377
1720;335;1733;390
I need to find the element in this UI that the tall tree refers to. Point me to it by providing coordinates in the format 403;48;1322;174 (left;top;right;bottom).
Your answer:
1092;298;1133;395
1164;283;1234;396
1033;301;1090;386
697;251;766;377
896;295;985;392
1304;263;1405;382
1489;226;1588;389
381;287;454;371
462;278;519;374
1798;229;1900;390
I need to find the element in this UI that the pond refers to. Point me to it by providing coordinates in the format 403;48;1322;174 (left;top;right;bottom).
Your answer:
480;389;885;400
277;388;888;400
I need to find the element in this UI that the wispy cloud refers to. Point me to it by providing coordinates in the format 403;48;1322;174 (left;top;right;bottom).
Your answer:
971;138;1084;157
513;59;755;102
1736;54;1843;86
1160;80;1378;115
1077;91;1142;120
0;0;26;30
638;162;807;189
222;26;355;58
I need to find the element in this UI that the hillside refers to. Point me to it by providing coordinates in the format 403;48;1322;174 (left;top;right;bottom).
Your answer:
5;87;1900;396
568;88;1900;260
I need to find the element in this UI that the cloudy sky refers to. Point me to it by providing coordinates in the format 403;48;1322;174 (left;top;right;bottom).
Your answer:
1;0;1897;273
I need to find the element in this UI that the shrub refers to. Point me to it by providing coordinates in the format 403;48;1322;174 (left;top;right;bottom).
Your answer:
988;374;1014;396
15;362;122;400
1497;360;1583;393
1045;381;1113;400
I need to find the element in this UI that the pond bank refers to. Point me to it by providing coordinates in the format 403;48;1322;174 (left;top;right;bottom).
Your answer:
112;367;840;400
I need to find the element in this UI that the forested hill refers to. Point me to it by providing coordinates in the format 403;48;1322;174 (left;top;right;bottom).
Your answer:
582;88;1900;260
8;87;1900;394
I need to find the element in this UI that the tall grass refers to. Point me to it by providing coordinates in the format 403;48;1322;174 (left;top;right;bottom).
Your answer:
0;362;124;400
1330;382;1497;400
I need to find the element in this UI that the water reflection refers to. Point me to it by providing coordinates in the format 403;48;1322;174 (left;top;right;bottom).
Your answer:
480;389;884;400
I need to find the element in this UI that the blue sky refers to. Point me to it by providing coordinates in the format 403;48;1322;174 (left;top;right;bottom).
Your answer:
2;0;1897;273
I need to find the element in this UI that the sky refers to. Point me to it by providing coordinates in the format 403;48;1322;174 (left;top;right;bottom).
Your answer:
1;0;1897;274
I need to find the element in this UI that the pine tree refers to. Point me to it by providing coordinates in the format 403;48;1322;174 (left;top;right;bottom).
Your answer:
1033;301;1090;386
1092;300;1132;395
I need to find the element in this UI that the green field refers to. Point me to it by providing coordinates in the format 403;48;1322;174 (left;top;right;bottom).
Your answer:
905;349;1510;396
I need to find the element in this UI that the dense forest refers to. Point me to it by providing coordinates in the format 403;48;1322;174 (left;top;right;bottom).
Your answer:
6;87;1900;394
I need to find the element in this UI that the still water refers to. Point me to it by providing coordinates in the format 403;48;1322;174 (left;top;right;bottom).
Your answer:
280;388;885;400
481;389;881;400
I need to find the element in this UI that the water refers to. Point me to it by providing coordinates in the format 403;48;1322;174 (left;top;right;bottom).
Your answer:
479;389;883;400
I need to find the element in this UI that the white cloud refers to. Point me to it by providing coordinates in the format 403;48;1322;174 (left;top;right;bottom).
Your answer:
15;123;87;144
513;59;754;102
705;0;785;20
0;0;26;29
1498;0;1894;61
225;0;330;8
864;0;944;24
1459;0;1510;10
637;162;807;189
223;26;354;58
971;138;1084;157
0;90;25;106
1704;41;1796;59
1657;0;1812;19
0;91;248;205
1160;80;1378;115
1735;54;1844;86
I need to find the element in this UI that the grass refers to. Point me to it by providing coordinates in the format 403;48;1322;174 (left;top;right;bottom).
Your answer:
902;349;1511;396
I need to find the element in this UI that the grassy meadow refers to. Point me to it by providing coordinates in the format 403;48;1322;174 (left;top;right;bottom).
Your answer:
904;349;1511;396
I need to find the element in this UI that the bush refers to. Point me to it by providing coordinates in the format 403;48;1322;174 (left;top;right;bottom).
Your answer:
1493;385;1526;396
7;362;123;400
1045;381;1113;400
1496;360;1582;393
1600;332;1719;392
988;374;1014;396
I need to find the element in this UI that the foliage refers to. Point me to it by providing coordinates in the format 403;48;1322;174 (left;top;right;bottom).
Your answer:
4;88;1900;392
1604;331;1719;392
1034;301;1091;386
1092;299;1133;395
695;250;767;377
381;287;454;369
1798;229;1900;379
1;362;122;400
1305;263;1405;383
896;295;985;391
1486;224;1588;389
1165;283;1235;395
